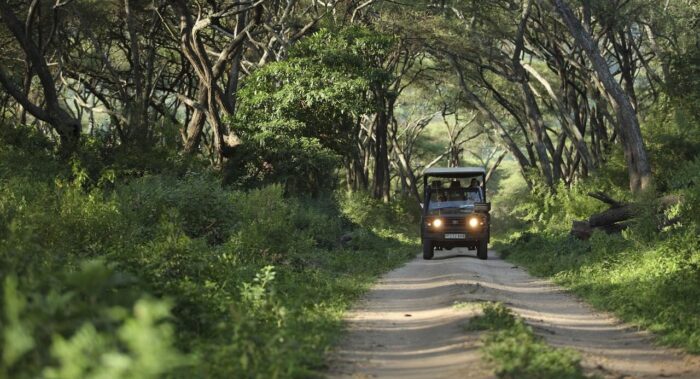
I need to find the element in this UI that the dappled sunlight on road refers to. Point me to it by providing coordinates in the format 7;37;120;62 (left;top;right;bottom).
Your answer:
327;248;700;379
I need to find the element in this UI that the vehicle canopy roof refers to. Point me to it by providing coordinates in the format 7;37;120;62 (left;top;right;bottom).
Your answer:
423;167;486;178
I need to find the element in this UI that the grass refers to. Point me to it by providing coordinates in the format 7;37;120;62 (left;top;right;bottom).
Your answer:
494;228;700;354
488;154;700;355
466;302;589;379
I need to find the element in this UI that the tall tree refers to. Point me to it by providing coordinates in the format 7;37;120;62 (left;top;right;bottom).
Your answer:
0;0;81;157
549;0;652;192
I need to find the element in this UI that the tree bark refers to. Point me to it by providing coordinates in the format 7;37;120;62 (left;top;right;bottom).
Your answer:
513;0;554;187
0;0;81;157
450;56;533;179
372;89;392;202
550;0;652;192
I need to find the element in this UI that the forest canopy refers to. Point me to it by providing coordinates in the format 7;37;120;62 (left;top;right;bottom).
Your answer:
0;0;698;195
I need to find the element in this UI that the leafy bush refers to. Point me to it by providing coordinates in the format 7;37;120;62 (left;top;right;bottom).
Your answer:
338;190;420;237
467;303;587;379
1;263;189;379
493;152;700;354
0;147;418;378
116;174;236;243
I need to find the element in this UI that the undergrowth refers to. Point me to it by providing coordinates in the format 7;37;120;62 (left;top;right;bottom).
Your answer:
0;146;419;378
467;302;588;379
493;157;700;354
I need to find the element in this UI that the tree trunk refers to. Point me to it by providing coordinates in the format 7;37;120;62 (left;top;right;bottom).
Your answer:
372;89;391;202
513;0;554;187
551;0;652;192
0;0;81;157
391;133;421;203
450;56;533;180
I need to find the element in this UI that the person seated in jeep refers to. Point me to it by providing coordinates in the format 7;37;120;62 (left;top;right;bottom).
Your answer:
468;178;484;201
448;180;464;201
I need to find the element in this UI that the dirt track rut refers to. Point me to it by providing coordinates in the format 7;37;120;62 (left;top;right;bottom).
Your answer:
327;249;700;379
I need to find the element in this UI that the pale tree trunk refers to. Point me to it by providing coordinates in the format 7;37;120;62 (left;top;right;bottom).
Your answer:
485;151;507;184
550;0;652;192
452;59;533;185
172;0;255;164
513;0;555;187
391;133;421;203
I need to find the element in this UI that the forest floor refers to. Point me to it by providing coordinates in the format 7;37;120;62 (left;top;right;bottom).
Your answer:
326;249;700;379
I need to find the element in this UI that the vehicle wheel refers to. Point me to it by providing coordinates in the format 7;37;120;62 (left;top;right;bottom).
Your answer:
423;239;434;260
476;239;488;260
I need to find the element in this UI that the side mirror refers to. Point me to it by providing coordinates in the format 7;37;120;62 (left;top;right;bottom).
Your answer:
474;202;491;213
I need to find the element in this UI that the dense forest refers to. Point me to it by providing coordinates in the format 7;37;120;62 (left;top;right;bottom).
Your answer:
1;0;699;378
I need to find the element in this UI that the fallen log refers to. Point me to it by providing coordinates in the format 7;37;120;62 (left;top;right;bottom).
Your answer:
570;220;631;240
588;205;635;227
570;192;682;240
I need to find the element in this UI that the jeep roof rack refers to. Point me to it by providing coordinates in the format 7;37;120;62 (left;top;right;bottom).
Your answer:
423;167;486;178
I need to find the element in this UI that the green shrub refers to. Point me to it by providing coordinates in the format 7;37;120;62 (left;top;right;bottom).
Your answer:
467;303;587;379
1;146;419;378
229;184;315;264
116;174;236;244
1;263;189;379
338;191;419;235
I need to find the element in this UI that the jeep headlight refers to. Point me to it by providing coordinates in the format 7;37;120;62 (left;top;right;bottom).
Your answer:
468;217;479;228
433;218;443;228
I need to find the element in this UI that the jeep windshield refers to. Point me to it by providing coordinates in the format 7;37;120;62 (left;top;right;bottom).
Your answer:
427;189;482;215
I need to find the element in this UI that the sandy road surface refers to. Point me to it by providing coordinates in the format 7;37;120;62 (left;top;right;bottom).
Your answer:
327;249;700;379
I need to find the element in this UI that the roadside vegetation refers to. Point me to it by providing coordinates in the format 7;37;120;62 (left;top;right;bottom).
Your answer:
467;302;588;379
0;133;419;379
493;151;700;353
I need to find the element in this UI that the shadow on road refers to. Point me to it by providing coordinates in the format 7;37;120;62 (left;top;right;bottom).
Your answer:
327;248;700;379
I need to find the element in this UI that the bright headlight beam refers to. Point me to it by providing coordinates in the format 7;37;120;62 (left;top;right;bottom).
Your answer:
433;219;443;228
468;217;479;228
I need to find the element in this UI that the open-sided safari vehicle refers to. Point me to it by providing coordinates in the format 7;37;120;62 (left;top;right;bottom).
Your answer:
421;167;491;260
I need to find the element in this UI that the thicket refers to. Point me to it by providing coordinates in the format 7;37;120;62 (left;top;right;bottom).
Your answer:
493;108;700;352
0;127;419;379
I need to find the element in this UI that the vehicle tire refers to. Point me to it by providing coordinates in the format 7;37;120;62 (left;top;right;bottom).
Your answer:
476;239;488;260
423;239;434;260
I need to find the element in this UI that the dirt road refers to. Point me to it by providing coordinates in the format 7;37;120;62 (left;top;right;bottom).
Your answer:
327;249;700;379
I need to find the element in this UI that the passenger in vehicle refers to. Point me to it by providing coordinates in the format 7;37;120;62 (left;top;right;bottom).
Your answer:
468;178;484;201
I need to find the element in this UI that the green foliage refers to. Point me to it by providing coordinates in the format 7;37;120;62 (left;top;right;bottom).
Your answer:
0;149;418;378
1;262;189;379
44;297;189;379
468;303;587;379
492;147;700;354
338;190;420;238
465;302;516;331
228;27;396;194
116;174;236;243
508;177;624;234
229;184;315;263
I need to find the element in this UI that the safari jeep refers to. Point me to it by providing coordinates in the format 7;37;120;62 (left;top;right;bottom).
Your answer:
421;167;491;260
